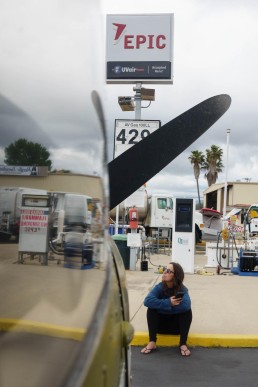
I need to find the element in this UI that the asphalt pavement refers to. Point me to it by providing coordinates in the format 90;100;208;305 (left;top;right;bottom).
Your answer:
131;346;258;387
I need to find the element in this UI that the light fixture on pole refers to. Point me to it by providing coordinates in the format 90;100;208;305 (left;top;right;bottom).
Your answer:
118;96;135;111
140;87;155;101
118;86;155;114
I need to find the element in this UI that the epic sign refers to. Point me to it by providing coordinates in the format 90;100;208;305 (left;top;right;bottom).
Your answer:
112;22;167;49
106;14;174;83
123;34;166;49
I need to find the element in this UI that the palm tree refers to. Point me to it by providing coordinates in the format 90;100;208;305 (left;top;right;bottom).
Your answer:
203;145;224;186
188;150;205;208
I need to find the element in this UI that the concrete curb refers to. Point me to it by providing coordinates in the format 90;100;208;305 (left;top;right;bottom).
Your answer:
131;332;258;347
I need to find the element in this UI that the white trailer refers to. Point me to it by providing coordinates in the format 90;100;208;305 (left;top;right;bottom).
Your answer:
0;187;92;241
0;187;47;240
108;187;223;242
109;189;173;235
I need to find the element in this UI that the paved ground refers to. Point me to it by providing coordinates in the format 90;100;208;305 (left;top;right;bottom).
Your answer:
131;346;258;387
129;249;258;386
1;242;258;348
126;250;258;347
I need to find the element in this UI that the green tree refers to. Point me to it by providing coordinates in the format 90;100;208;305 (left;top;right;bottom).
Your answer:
189;150;205;208
203;145;224;187
4;138;52;170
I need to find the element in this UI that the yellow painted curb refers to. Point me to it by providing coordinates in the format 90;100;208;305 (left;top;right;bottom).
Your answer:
0;318;85;341
131;331;258;347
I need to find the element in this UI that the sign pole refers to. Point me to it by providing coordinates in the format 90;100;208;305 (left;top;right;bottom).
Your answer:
134;82;142;120
128;83;142;269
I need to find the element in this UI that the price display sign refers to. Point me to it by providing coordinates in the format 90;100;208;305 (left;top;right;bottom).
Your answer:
114;119;160;158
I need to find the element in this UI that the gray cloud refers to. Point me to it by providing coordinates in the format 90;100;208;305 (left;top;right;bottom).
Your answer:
1;0;258;199
0;0;105;174
103;0;258;198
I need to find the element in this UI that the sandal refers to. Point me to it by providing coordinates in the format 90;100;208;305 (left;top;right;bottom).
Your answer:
141;346;157;355
180;345;191;357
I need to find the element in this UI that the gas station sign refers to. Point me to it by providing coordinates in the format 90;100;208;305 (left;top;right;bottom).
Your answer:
106;14;174;83
114;119;160;158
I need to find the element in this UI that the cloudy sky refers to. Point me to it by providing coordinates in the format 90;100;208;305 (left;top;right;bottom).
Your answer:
1;0;258;201
102;0;258;199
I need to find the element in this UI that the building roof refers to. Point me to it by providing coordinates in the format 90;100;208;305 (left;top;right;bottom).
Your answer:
203;181;258;194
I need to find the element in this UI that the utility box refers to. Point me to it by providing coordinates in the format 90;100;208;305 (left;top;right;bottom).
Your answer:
18;194;51;265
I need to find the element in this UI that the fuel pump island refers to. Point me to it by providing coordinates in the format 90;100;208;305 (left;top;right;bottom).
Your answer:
18;193;51;265
17;191;95;268
172;198;195;273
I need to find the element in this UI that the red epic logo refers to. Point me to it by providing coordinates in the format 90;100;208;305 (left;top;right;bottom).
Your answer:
112;23;166;50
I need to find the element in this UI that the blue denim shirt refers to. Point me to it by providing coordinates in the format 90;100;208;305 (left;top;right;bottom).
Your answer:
144;282;191;314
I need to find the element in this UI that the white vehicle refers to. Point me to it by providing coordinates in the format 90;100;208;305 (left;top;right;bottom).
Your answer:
109;188;217;242
145;193;173;229
0;187;47;240
246;204;258;236
0;187;93;241
109;188;173;236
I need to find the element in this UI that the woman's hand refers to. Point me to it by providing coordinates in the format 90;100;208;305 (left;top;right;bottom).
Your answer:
170;296;182;306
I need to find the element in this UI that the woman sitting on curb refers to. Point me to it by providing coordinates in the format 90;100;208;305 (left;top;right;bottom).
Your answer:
141;262;192;357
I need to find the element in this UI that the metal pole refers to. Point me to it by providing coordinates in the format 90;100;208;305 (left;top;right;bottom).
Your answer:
223;129;231;224
134;82;142;120
129;83;142;269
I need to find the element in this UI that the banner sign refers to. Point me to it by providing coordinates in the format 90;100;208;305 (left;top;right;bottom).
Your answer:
19;207;49;252
114;119;161;158
106;14;174;83
0;165;39;176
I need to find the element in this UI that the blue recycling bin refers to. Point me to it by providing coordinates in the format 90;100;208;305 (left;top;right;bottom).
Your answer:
109;225;123;235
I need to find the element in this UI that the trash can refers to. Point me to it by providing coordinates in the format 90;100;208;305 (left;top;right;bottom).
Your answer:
141;260;148;271
112;234;130;269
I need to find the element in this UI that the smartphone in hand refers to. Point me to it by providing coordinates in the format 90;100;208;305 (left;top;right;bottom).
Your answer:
175;291;185;299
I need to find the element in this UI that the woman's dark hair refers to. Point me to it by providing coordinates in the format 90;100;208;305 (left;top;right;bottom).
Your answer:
162;262;185;294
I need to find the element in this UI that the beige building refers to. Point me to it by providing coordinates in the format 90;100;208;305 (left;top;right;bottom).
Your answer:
0;172;103;199
203;181;258;212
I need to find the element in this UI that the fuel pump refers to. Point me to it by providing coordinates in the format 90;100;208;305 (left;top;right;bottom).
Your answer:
172;198;195;273
18;193;51;265
129;206;139;229
128;206;148;271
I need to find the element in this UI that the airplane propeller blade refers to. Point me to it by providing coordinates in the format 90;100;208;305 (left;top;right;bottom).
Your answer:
108;94;231;210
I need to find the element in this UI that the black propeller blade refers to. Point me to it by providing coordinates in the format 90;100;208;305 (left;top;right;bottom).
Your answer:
108;94;231;210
